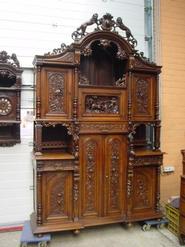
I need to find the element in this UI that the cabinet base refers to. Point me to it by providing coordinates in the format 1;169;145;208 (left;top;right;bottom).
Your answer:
31;211;163;235
30;213;83;235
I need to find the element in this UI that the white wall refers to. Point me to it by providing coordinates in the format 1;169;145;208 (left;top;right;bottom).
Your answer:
0;0;146;225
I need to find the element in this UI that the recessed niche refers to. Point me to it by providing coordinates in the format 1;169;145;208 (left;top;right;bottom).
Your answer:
80;40;128;86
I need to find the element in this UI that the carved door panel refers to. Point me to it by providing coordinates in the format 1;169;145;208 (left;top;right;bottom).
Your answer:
132;167;156;215
104;135;126;217
40;67;73;120
42;171;73;223
131;74;156;121
80;135;103;218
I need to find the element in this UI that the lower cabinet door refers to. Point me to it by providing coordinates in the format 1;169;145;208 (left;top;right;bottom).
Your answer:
80;135;103;218
42;171;73;223
131;166;157;216
104;135;126;217
80;134;126;221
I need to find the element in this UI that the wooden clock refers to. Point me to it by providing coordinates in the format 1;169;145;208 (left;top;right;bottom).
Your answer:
0;50;23;146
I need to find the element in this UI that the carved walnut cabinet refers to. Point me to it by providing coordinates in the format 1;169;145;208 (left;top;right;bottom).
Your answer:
31;13;163;234
0;51;22;146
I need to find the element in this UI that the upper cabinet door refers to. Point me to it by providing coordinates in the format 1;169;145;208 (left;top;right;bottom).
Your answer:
131;74;156;121
40;67;73;120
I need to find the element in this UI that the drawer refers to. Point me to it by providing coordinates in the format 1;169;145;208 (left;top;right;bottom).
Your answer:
80;122;127;134
36;160;74;172
133;155;163;167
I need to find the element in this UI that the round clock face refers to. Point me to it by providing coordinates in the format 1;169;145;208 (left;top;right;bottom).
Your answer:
0;97;12;116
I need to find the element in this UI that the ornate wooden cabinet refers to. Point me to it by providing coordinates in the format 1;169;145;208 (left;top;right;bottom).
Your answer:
31;13;163;234
0;51;22;146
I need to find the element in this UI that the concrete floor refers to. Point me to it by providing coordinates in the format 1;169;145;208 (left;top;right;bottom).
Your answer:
0;223;182;247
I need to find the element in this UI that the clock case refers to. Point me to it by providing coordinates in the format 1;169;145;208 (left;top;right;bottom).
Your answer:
0;51;22;146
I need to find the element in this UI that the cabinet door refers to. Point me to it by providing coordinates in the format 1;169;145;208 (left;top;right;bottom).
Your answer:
42;171;73;224
80;135;103;218
40;67;73;120
104;135;126;217
131;74;156;121
131;167;156;216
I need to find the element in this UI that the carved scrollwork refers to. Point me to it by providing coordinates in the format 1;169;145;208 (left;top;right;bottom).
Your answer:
134;51;156;66
79;74;90;85
80;123;127;133
114;75;127;88
71;13;137;48
44;43;70;56
0;51;20;68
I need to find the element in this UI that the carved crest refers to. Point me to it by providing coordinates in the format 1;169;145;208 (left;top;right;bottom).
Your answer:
0;51;20;68
71;13;137;48
44;43;70;56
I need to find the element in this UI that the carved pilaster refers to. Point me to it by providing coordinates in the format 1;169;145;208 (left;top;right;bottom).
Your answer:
35;122;42;153
127;122;135;217
155;75;160;121
36;163;43;225
128;72;132;121
36;66;41;118
154;120;161;150
156;166;161;212
16;90;20;121
73;122;80;221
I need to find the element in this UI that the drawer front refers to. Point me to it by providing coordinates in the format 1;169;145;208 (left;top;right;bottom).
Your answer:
37;160;74;172
133;155;163;167
80;122;127;134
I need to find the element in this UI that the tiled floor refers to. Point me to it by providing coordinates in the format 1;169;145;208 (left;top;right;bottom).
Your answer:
0;223;182;247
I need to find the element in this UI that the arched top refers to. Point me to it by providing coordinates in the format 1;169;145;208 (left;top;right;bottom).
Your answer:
35;13;161;71
0;51;22;88
78;31;133;58
71;13;137;49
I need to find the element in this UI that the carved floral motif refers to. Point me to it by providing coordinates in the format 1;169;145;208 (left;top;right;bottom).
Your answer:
49;173;68;216
85;140;96;212
135;79;149;114
135;174;149;208
109;139;120;210
48;72;65;113
85;95;119;114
